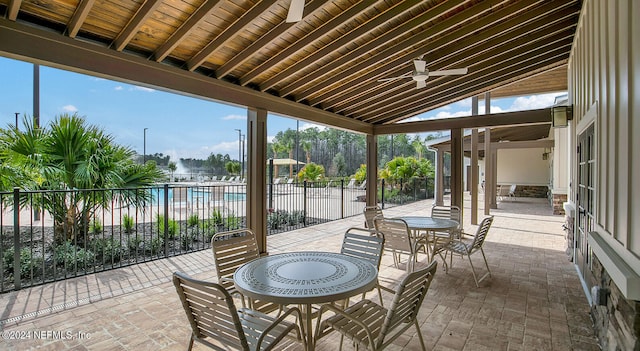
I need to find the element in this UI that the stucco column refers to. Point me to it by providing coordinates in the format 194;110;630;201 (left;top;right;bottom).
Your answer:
247;108;268;254
435;148;444;206
451;128;463;213
365;134;378;207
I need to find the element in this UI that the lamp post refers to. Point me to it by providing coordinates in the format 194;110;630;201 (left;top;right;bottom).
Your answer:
235;129;242;176
14;112;19;130
143;128;148;164
241;134;245;180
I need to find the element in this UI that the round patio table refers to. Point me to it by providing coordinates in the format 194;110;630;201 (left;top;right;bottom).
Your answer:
395;216;460;263
234;251;377;351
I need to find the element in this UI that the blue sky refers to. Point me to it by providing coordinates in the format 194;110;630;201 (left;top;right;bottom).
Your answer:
0;56;565;161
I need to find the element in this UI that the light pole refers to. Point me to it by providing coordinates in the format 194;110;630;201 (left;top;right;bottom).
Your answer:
143;128;148;164
241;134;246;180
14;112;19;130
235;129;241;176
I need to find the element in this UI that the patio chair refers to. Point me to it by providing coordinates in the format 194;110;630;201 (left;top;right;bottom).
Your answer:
508;184;517;200
346;178;356;189
339;227;388;306
363;205;383;228
173;272;305;351
211;229;280;314
313;261;437;351
433;216;494;287
358;179;367;190
374;217;420;272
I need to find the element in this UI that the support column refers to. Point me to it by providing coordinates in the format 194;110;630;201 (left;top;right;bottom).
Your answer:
435;148;444;206
484;92;495;213
491;148;498;209
451;128;463;213
471;97;479;225
247;108;268;254
365;134;378;206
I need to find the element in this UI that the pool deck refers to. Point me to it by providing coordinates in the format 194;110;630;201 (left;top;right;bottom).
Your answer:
0;195;599;350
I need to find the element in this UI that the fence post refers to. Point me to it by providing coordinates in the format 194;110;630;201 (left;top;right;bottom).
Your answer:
303;181;307;226
13;187;21;290
340;179;345;218
414;178;417;201
163;184;169;257
381;179;385;209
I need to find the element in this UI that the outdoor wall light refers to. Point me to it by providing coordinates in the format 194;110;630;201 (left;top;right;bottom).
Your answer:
551;105;573;128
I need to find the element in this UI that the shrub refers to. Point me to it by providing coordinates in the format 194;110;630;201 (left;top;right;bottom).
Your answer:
187;214;200;228
3;247;43;279
156;214;179;239
90;219;103;234
127;236;142;252
225;212;240;230
148;237;164;255
288;210;305;225
181;232;196;250
91;237;123;263
211;209;223;225
122;214;135;233
54;241;95;269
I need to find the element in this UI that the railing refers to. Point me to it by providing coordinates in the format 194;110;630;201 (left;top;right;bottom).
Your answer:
0;177;433;292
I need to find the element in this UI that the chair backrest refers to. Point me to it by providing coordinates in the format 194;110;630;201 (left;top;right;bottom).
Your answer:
378;261;438;348
468;216;494;252
211;229;260;290
363;205;383;228
374;217;414;253
508;184;516;195
173;271;249;350
340;227;384;269
346;178;356;188
430;205;461;223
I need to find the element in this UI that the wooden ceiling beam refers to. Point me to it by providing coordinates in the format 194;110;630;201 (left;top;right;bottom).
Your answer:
113;0;163;51
7;0;22;21
346;21;576;119
152;0;224;62
215;0;327;78
66;0;96;38
373;109;552;135
278;0;470;98
239;0;375;87
252;0;429;90
325;1;576;112
186;0;276;72
300;0;520;106
0;18;372;134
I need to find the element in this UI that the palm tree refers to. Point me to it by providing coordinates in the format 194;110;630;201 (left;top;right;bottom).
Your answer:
301;141;312;163
0;113;164;243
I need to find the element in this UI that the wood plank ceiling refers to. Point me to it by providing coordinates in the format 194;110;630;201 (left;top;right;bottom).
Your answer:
0;0;580;131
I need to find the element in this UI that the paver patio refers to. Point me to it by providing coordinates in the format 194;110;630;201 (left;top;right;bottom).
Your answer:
0;196;598;350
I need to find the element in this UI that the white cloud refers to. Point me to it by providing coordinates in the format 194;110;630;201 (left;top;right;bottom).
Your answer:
222;114;246;121
62;105;78;112
132;86;155;93
114;86;124;91
300;122;326;131
509;93;565;111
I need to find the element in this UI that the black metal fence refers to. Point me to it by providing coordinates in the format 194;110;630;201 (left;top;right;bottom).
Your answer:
0;177;434;292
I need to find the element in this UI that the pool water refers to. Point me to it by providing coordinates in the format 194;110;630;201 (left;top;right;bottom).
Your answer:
224;192;247;201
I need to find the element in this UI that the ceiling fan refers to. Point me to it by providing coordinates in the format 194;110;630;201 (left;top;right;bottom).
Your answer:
286;0;305;22
378;57;468;89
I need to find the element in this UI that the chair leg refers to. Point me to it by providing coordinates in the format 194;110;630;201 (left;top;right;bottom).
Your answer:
480;248;492;278
188;334;195;351
467;254;480;287
414;320;426;351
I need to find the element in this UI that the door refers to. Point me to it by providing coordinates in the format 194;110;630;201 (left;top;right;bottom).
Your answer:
575;124;595;289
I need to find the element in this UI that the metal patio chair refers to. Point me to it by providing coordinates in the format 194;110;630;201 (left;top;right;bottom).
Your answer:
173;272;305;351
374;217;420;272
313;261;437;351
433;216;494;287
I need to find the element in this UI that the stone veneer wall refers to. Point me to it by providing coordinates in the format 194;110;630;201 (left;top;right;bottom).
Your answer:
552;193;567;215
513;185;548;198
590;256;640;350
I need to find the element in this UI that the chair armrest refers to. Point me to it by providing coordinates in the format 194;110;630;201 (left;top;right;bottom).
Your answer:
248;306;304;349
314;302;377;349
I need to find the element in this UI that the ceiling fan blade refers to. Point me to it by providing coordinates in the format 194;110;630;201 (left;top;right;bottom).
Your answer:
378;76;411;82
286;0;305;22
413;59;426;73
428;68;468;76
416;80;426;89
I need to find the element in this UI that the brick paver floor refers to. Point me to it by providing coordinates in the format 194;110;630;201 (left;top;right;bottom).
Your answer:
0;196;599;350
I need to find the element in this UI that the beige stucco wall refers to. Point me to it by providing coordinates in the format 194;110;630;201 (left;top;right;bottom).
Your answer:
496;148;550;186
